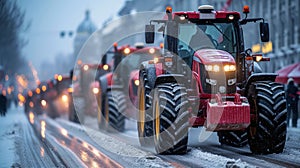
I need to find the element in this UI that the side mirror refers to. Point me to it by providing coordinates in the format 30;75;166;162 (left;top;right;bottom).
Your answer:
145;24;155;44
260;22;269;42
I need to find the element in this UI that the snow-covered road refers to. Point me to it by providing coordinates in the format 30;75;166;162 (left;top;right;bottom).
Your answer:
1;107;300;167
0;106;58;167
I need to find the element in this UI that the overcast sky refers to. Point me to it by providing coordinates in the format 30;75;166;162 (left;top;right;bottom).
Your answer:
16;0;124;73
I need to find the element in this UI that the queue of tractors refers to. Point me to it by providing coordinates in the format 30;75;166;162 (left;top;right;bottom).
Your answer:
23;4;287;156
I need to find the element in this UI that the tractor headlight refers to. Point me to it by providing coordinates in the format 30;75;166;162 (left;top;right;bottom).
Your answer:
134;79;140;86
62;94;68;102
149;48;155;54
92;87;99;94
205;65;220;72
224;65;236;72
103;64;109;71
41;100;47;107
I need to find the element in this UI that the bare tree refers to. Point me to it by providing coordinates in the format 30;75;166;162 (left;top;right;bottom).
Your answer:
0;0;29;75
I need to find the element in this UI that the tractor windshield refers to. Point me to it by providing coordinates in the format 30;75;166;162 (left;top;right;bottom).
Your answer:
178;22;236;56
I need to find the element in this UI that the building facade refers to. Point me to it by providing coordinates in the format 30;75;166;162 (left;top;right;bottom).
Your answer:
117;0;300;73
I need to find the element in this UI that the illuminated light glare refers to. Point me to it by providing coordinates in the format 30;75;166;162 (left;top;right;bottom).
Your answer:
18;94;25;103
224;65;230;72
134;79;140;86
149;48;155;54
36;88;40;94
93;148;100;157
29;111;35;124
160;43;164;48
213;65;220;72
77;59;82;65
83;65;89;71
81;151;89;162
82;142;89;148
61;129;68;137
41;120;46;139
57;75;63;81
113;42;118;47
228;15;234;20
40;147;44;157
5;75;9;81
205;65;213;71
123;48;131;54
256;55;263;62
28;91;33;97
166;6;172;13
41;100;47;107
92;88;99;94
154;57;159;63
62;95;68;102
67;87;73;93
41;85;47;92
179;15;186;20
54;74;58;79
29;101;34;108
229;65;236;71
103;64;109;71
91;160;99;168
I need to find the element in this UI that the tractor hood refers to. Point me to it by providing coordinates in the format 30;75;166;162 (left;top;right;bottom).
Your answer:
194;49;235;64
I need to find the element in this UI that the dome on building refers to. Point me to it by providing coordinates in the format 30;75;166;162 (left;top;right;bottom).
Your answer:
76;10;97;34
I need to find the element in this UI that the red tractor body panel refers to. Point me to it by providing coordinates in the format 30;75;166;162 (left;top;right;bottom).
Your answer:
194;49;235;64
206;101;250;131
168;11;240;20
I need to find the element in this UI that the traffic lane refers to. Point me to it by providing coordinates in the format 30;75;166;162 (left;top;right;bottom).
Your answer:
82;116;300;167
18;111;57;167
37;115;123;168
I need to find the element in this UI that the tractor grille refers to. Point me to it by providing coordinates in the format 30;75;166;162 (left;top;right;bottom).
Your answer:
200;64;236;94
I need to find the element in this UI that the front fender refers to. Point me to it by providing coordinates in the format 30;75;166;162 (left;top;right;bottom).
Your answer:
244;73;277;96
154;74;186;87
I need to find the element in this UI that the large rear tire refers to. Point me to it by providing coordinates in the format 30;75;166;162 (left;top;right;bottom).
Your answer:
248;82;287;154
105;90;125;132
217;130;248;147
138;69;155;146
153;83;189;154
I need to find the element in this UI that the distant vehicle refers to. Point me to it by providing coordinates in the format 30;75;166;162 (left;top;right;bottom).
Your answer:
97;43;161;132
71;62;111;123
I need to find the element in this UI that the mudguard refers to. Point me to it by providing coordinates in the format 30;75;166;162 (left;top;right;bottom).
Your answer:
244;73;277;96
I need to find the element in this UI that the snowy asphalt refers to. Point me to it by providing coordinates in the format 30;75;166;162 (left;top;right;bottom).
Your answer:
1;106;300;167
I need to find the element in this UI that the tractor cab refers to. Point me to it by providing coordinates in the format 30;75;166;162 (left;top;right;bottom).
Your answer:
145;5;269;85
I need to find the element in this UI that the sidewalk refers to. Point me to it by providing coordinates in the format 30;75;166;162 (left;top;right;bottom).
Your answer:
0;105;24;167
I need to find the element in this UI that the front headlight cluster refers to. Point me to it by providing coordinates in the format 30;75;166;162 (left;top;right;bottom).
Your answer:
205;64;236;72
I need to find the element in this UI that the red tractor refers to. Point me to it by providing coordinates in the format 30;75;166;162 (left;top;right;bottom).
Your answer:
138;5;287;154
97;43;161;132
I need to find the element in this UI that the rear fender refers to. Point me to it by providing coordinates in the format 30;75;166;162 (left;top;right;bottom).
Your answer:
154;74;185;87
244;73;277;96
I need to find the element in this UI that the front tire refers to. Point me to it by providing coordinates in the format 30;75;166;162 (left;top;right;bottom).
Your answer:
153;83;189;154
248;82;287;154
105;90;126;132
138;69;155;146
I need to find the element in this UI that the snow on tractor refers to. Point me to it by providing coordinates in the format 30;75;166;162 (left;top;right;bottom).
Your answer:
137;5;287;154
97;43;161;132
